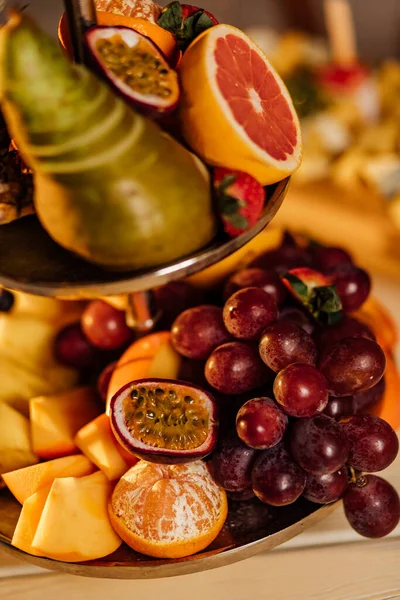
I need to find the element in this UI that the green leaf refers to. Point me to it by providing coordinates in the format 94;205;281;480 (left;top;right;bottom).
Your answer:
219;174;237;195
227;213;249;230
314;285;343;314
157;2;183;33
282;273;309;299
194;12;216;35
219;194;241;216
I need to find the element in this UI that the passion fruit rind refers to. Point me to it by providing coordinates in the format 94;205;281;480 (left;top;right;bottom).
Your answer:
85;26;180;116
110;378;219;464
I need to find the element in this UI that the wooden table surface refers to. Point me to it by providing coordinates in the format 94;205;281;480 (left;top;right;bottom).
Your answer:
0;271;399;599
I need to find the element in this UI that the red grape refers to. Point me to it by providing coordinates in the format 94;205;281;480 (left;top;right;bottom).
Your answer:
319;337;386;397
81;301;132;351
259;321;317;373
344;475;400;538
314;316;376;350
55;322;99;368
154;281;200;328
290;415;350;475
340;415;399;472
354;378;386;413
236;398;288;450
324;396;356;420
227;489;256;502
304;468;348;504
314;246;352;272
330;264;371;313
274;364;329;418
171;305;231;360
0;289;14;312
211;432;258;492
252;444;307;506
223;287;278;341
205;342;271;395
224;268;287;305
97;361;117;403
278;306;315;335
250;245;313;274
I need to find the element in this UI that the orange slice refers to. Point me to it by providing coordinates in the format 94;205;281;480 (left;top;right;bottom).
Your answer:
179;25;302;185
58;14;176;61
109;460;228;558
94;0;161;21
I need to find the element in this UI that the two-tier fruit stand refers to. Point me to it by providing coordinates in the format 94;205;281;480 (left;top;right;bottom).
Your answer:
0;0;346;579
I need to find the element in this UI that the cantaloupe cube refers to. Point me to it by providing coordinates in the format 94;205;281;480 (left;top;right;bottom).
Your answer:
75;414;131;481
12;485;51;556
32;471;122;562
2;454;95;503
30;387;101;459
0;403;38;478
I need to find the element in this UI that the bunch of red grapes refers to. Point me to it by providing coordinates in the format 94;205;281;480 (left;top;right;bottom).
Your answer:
170;232;400;539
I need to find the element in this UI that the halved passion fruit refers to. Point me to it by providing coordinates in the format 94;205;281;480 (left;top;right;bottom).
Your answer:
85;26;180;115
110;379;218;464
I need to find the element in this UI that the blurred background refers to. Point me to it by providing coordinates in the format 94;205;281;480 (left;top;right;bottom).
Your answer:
29;0;400;62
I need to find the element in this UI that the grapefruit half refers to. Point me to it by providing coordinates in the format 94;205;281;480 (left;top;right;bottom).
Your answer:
179;25;302;185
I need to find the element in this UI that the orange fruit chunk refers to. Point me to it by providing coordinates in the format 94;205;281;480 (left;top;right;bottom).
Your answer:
179;25;302;185
58;14;176;61
94;0;161;21
109;460;228;558
370;354;400;432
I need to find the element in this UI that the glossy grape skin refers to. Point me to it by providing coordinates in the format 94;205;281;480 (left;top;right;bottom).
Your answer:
81;301;132;351
223;268;287;306
236;398;288;450
314;246;352;272
227;488;256;502
319;337;386;397
0;289;14;312
344;475;400;538
278;306;315;335
354;378;386;413
329;264;371;313
304;468;348;504
314;316;376;350
324;396;356;420
205;342;271;395
252;444;307;506
97;361;117;403
55;323;99;368
171;305;231;360
154;281;200;329
211;432;258;492
250;245;313;274
223;287;278;342
259;321;317;373
340;415;399;472
290;415;350;475
274;364;329;418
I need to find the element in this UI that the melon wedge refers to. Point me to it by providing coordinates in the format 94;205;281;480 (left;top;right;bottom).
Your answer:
75;414;134;481
31;471;122;562
30;387;102;459
2;454;95;503
12;485;51;556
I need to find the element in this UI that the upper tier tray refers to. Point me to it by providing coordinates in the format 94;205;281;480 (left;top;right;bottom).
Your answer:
0;178;289;299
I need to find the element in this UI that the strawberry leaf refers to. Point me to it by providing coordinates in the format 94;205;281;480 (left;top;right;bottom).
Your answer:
226;213;249;230
219;174;237;195
313;285;343;325
157;1;183;32
283;273;309;299
219;194;241;216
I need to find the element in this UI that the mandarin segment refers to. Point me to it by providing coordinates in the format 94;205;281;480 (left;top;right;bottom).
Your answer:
109;460;227;558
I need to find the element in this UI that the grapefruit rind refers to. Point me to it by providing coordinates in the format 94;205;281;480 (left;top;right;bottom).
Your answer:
179;25;302;186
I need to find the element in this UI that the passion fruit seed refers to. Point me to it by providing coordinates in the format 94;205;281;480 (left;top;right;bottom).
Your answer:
123;385;209;451
96;36;173;98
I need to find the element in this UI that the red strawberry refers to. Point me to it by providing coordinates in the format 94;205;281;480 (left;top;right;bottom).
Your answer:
213;168;266;239
281;268;343;325
158;1;218;51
